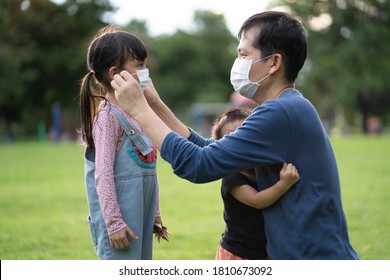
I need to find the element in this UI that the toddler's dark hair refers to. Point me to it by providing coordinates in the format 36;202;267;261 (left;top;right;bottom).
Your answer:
211;108;252;140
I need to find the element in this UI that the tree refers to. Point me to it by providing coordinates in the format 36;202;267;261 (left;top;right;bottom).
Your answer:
0;0;113;140
147;10;237;116
268;0;390;132
0;5;238;139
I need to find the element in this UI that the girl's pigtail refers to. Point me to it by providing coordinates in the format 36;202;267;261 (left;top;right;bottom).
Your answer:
79;71;97;150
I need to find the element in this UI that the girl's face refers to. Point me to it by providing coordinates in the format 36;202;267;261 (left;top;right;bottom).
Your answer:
221;119;245;138
122;59;147;83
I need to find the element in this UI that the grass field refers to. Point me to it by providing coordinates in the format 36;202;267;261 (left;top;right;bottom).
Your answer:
0;135;389;260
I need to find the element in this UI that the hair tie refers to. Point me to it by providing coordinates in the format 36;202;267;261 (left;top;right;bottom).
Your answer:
90;69;95;75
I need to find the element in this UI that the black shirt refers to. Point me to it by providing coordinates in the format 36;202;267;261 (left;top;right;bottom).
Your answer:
220;172;267;259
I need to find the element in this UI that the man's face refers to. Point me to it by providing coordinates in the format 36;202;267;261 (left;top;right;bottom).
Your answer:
237;28;260;61
236;28;268;84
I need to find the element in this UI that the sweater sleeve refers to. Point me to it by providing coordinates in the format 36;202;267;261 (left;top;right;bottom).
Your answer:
187;128;214;147
160;101;291;183
93;110;127;235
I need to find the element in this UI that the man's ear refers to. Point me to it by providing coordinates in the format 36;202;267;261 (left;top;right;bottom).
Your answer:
108;66;120;80
269;53;283;74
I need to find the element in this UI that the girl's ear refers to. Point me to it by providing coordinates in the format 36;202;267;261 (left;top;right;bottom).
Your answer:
108;66;120;80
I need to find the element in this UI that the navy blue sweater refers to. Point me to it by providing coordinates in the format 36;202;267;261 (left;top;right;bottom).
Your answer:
161;89;358;259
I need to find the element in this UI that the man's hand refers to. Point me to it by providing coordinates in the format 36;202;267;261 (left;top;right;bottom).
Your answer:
111;71;149;120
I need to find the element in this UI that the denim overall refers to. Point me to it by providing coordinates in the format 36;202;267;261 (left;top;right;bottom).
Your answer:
85;106;158;260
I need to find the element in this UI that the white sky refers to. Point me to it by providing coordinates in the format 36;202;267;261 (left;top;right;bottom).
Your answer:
107;0;273;36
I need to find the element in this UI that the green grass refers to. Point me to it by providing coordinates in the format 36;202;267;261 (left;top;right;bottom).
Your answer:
331;135;390;260
0;135;389;259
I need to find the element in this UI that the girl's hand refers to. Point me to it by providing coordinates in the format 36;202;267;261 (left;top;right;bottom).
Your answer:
153;217;170;243
280;163;300;186
109;226;138;250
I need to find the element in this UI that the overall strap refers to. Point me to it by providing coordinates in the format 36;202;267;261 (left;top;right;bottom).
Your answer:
102;106;152;155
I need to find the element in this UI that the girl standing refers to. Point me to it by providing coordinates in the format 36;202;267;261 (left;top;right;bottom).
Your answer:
79;26;168;260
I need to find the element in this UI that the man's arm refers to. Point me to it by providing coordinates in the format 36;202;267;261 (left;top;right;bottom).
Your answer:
112;70;289;183
144;79;191;139
111;71;172;150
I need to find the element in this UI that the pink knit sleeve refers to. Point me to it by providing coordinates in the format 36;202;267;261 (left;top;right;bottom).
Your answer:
93;110;127;235
155;183;161;218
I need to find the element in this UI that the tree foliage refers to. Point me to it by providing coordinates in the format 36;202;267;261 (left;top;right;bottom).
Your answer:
4;0;388;139
145;11;237;115
0;3;237;139
0;0;112;139
268;0;390;132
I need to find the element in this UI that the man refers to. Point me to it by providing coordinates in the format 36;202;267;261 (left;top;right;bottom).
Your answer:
111;11;359;259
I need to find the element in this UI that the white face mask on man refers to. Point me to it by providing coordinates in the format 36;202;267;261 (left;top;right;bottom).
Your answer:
131;68;150;92
230;55;273;99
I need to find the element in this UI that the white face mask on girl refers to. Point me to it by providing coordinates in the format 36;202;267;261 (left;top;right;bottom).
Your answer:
131;68;150;92
230;55;273;99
